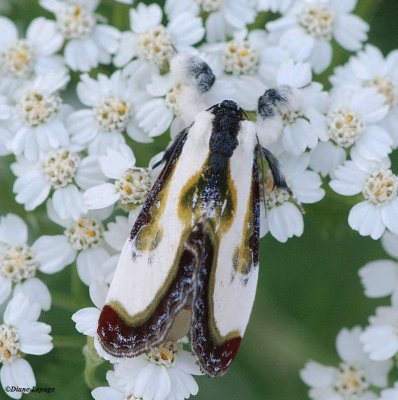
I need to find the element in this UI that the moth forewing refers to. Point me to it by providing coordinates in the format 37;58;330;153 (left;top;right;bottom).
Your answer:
210;121;259;338
97;111;214;357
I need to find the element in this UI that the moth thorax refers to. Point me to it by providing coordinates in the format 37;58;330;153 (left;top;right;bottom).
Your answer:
0;40;35;79
146;339;179;368
362;169;398;206
0;325;21;364
94;95;132;132
41;149;80;189
297;4;336;40
333;363;369;398
195;0;226;12
364;76;397;109
56;5;95;39
17;90;62;127
0;244;37;283
261;170;290;209
65;217;103;251
222;40;259;76
115;168;152;208
327;108;364;148
137;25;175;68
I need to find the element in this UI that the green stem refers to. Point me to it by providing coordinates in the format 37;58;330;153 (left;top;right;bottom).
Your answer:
53;335;86;348
83;338;106;389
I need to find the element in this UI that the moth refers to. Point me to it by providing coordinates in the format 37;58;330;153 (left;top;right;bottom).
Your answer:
97;56;293;376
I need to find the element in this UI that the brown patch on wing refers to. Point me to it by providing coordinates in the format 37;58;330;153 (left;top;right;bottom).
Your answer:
97;248;196;357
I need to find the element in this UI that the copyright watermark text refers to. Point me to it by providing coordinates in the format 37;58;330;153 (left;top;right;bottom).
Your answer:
5;386;55;394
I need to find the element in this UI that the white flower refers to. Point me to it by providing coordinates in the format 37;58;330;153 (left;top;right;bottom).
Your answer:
0;16;64;87
39;0;120;71
6;71;71;161
72;279;108;337
379;382;398;400
0;96;13;156
301;327;392;400
381;231;398;259
261;152;325;242
33;200;113;285
310;87;392;177
256;60;328;153
68;71;149;155
267;0;369;73
0;293;53;399
195;0;256;43
257;0;293;13
360;300;398;361
331;45;398;148
114;3;204;73
330;157;398;239
0;214;51;311
358;232;398;303
359;260;398;301
103;339;202;400
11;148;105;219
84;144;151;212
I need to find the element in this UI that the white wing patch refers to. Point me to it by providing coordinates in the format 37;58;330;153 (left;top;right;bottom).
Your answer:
212;121;259;339
105;111;213;319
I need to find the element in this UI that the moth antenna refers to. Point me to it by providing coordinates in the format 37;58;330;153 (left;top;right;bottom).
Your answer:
261;147;305;215
255;138;268;216
242;109;251;121
171;43;178;53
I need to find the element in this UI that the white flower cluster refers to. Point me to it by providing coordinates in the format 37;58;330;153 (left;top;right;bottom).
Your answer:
0;0;396;399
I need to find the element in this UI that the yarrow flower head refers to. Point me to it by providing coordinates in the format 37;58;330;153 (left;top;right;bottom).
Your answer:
301;327;392;400
6;71;70;161
11;147;106;220
114;3;204;75
330;157;398;239
0;16;64;88
0;293;53;399
68;71;147;154
267;0;369;74
39;0;121;71
331;44;398;148
310;86;392;177
84;144;152;213
0;214;52;311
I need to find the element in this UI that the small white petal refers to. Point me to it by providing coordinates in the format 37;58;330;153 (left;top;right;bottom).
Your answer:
32;235;76;274
0;214;28;246
72;307;100;337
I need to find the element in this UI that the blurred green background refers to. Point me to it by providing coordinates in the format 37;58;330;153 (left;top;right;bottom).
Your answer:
1;0;398;399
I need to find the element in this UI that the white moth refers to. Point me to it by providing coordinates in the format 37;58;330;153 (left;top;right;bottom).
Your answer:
97;55;293;376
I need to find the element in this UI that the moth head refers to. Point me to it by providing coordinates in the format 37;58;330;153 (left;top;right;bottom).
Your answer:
208;100;250;120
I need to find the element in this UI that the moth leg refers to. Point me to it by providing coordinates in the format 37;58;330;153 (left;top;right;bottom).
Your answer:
260;146;305;214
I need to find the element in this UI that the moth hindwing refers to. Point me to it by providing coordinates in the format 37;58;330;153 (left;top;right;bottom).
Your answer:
97;100;263;376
